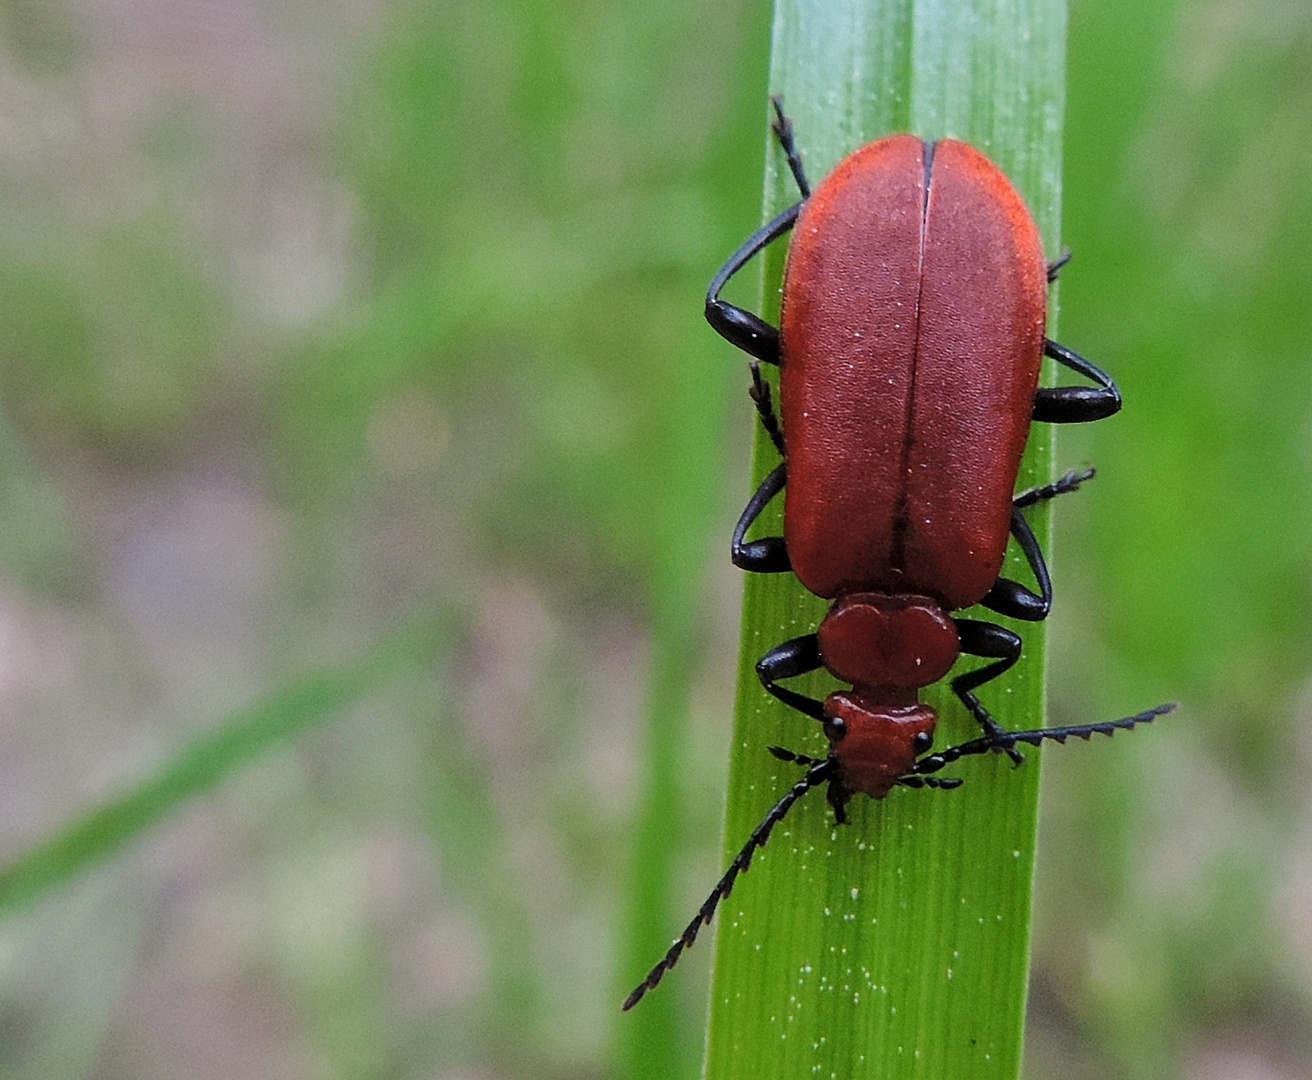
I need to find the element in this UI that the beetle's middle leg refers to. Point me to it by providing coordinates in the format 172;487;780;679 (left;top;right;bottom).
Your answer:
980;506;1052;622
951;619;1026;764
732;462;791;573
982;466;1096;621
982;467;1095;620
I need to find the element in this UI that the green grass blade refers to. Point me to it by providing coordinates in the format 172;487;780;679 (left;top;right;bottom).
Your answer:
704;1;1065;1078
617;265;741;1080
0;614;450;914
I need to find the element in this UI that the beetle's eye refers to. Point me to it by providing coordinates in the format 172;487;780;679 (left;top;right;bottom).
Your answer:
824;717;847;742
913;731;933;754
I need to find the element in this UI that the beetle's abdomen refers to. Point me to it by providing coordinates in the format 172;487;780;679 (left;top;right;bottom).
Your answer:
780;137;1047;611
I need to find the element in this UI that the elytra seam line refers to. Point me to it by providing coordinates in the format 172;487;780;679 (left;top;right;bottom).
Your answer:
890;139;936;578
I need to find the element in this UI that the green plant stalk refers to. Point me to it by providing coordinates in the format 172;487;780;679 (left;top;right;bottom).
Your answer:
704;1;1065;1077
617;254;740;1080
0;614;450;915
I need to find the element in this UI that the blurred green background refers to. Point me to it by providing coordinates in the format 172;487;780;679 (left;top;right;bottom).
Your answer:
0;0;1309;1078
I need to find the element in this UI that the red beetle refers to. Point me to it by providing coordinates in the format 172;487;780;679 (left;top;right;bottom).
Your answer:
622;99;1172;1011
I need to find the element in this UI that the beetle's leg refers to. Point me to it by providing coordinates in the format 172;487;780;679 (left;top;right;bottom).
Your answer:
704;97;808;365
749;361;786;456
826;774;852;824
983;468;1094;620
980;506;1051;621
951;619;1026;764
758;638;848;820
1046;248;1072;282
732;462;791;573
1033;341;1122;423
756;634;826;721
769;96;811;197
706;202;801;365
895;774;964;790
769;745;826;768
1012;466;1094;509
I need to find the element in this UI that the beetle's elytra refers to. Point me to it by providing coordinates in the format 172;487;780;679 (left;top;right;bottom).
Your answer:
623;99;1173;1012
783;136;1045;607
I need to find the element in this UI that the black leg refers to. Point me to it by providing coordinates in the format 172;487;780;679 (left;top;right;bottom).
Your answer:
770;96;811;197
703;98;813;364
705;203;801;364
982;468;1094;622
1013;466;1094;509
733;463;791;573
769;745;826;768
826;773;851;824
952;619;1026;763
895;774;964;790
1033;340;1122;423
755;634;825;721
749;361;785;456
980;507;1051;622
1046;249;1072;282
770;745;853;823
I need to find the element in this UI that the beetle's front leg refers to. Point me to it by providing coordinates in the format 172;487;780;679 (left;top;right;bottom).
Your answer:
756;633;826;721
951;619;1026;765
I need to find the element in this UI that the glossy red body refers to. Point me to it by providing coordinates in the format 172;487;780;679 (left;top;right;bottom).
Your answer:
778;136;1048;797
780;136;1047;610
620;109;1159;1013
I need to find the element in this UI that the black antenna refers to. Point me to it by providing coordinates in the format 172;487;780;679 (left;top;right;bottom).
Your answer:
622;758;834;1011
913;703;1176;777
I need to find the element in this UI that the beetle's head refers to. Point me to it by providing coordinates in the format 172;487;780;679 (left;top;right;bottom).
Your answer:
822;690;937;799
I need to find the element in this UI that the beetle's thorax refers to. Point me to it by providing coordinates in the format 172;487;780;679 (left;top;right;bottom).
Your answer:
817;593;960;691
816;593;959;798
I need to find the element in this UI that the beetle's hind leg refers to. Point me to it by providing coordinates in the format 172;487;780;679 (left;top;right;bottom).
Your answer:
705;203;800;365
704;98;810;366
749;361;785;456
769;96;811;197
1046;248;1072;282
1033;341;1122;423
951;619;1026;765
1013;466;1094;509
